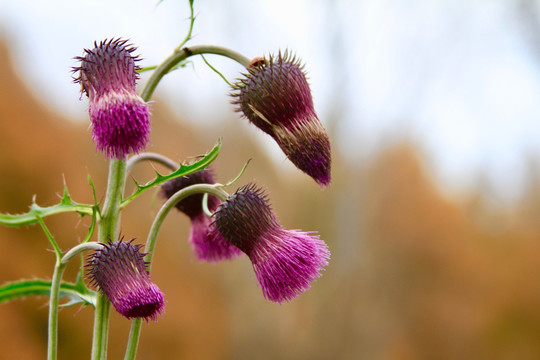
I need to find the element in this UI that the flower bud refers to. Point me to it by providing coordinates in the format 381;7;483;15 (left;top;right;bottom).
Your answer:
161;169;242;262
232;51;331;187
74;38;150;159
86;239;165;321
212;183;330;303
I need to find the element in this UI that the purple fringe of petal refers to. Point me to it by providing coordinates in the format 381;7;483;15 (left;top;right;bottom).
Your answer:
89;93;150;159
115;283;165;322
249;229;330;303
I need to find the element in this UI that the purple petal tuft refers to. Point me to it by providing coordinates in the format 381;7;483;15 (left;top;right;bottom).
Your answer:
74;38;150;160
86;239;165;321
212;183;330;303
251;229;329;303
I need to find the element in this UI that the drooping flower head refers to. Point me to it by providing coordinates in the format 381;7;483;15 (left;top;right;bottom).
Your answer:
231;51;331;187
161;168;242;262
86;239;165;321
212;183;330;303
74;38;150;159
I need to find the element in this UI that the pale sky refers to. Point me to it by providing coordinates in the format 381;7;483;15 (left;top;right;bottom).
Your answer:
1;0;540;203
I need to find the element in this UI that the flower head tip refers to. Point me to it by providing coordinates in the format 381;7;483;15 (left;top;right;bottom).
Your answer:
212;183;330;303
74;38;150;159
86;239;165;321
232;51;331;187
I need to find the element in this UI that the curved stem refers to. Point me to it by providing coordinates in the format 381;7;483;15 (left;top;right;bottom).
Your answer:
92;159;127;360
126;152;179;172
141;45;250;102
143;183;229;266
123;183;229;360
61;242;104;265
187;45;251;67
201;193;212;217
48;242;103;360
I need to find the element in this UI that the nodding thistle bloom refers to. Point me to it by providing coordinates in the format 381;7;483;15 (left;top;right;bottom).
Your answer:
86;239;165;321
232;51;331;187
74;38;150;159
212;183;330;303
161;168;242;262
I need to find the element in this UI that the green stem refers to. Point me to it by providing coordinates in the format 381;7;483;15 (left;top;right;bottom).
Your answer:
126;152;179;172
47;254;62;360
144;184;229;265
92;297;111;360
123;321;142;360
98;159;127;243
175;0;195;52
123;184;229;360
36;216;62;257
141;45;251;102
92;159;127;360
48;243;103;360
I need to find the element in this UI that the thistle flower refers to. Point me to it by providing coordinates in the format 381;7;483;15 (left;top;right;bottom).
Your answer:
86;239;165;321
74;38;150;159
212;183;330;303
231;51;331;187
161;169;242;262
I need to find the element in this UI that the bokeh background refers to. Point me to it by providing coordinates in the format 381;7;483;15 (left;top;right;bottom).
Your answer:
1;0;540;359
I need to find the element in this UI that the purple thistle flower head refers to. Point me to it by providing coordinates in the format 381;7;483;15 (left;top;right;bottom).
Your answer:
212;183;330;303
231;51;331;187
73;38;150;159
161;168;242;262
86;239;165;321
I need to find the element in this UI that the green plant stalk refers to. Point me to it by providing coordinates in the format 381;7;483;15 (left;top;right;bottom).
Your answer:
141;44;251;102
175;0;195;52
126;152;179;172
123;184;229;360
48;242;103;360
47;254;62;360
92;159;127;360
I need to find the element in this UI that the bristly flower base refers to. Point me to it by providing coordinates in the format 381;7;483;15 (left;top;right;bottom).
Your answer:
212;183;330;303
86;239;165;321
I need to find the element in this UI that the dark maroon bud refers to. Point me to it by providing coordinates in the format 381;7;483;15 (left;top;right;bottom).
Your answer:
232;51;331;187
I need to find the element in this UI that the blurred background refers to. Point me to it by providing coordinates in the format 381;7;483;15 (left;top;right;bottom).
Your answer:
1;0;540;359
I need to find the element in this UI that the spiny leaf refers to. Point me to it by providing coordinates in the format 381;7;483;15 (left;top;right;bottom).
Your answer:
60;184;73;206
0;279;97;307
122;140;221;206
0;186;95;227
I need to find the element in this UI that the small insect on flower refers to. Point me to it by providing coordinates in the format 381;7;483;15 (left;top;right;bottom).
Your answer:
212;183;330;303
86;239;165;321
231;51;331;187
73;38;151;159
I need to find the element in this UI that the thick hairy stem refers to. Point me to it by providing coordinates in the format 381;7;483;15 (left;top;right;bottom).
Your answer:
92;159;127;360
